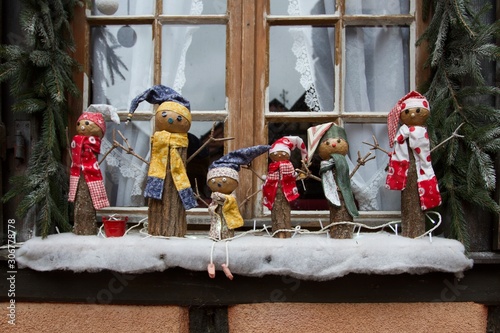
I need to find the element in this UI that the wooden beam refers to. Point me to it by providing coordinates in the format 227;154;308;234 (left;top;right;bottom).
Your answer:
1;264;499;305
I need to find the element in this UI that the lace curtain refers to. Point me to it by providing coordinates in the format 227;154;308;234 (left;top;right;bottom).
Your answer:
287;0;410;210
92;0;203;206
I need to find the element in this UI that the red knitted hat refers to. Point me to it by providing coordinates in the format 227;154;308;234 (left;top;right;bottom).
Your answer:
387;91;430;148
78;112;106;135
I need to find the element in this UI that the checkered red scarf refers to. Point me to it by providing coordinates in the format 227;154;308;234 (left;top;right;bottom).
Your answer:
68;135;110;210
262;160;299;210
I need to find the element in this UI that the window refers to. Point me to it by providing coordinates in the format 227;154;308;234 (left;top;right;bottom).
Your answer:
82;0;419;224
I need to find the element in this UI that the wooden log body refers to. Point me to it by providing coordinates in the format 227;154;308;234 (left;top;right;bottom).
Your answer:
148;146;188;237
209;204;235;240
401;141;426;238
328;189;354;239
271;185;292;238
73;176;98;235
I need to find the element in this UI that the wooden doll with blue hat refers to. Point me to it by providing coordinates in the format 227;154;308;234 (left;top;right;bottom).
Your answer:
128;85;198;237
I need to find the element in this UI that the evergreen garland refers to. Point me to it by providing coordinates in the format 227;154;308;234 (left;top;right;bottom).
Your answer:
0;0;83;237
419;0;500;247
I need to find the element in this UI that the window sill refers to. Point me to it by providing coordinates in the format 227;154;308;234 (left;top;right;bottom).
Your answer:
11;230;473;278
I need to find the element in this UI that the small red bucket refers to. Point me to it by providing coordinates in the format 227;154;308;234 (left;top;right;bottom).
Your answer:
102;216;128;237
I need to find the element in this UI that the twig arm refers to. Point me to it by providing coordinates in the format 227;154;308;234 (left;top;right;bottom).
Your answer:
430;122;465;153
349;151;375;178
363;135;391;155
186;122;235;164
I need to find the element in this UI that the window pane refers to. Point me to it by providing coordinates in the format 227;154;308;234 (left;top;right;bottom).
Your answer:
91;25;154;111
344;26;410;112
270;26;335;112
101;120;152;207
268;122;401;211
91;0;154;16
187;121;226;204
270;0;336;15
345;0;410;15
268;121;327;210
101;120;225;207
161;25;226;110
164;0;226;15
344;123;401;211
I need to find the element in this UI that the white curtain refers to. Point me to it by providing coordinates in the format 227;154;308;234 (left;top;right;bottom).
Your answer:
92;0;203;206
289;0;410;210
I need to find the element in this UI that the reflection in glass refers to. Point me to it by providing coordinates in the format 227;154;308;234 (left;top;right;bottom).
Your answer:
186;121;226;204
164;0;226;15
268;121;400;211
91;0;154;16
91;25;153;111
162;25;226;110
101;120;152;207
344;26;409;112
268;121;327;210
344;123;401;211
345;0;409;15
270;26;335;112
270;0;336;16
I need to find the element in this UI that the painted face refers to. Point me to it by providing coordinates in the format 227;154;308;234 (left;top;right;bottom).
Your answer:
318;137;349;160
207;176;238;195
269;150;290;162
399;107;430;127
155;110;191;133
76;119;103;138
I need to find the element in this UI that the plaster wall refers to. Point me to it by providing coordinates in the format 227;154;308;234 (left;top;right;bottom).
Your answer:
228;302;488;333
0;301;488;332
1;302;189;333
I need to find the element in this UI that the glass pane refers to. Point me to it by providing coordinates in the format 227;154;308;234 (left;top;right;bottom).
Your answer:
267;122;401;211
101;120;225;207
187;121;226;204
270;26;335;112
345;0;410;15
101;120;152;207
344;123;401;211
164;0;227;15
271;0;336;15
91;0;154;16
268;122;327;210
344;26;409;112
91;25;154;111
161;25;226;110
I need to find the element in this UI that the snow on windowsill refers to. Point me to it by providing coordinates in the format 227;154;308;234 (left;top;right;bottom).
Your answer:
15;231;473;281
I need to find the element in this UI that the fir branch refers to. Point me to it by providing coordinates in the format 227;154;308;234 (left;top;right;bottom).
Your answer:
1;0;82;238
421;0;500;247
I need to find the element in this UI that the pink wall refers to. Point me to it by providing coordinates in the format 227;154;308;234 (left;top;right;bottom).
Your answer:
1;302;487;332
1;303;189;333
228;302;488;333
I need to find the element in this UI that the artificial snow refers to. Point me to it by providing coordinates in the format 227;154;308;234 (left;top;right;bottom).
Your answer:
15;231;473;281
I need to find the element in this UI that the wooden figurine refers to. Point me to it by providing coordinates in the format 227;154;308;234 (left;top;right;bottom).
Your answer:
307;123;359;239
385;90;442;237
206;145;270;241
262;136;307;238
69;104;119;235
205;144;270;279
127;85;198;237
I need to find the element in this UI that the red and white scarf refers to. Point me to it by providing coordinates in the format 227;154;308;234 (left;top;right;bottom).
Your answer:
68;135;109;210
262;160;299;210
386;125;441;210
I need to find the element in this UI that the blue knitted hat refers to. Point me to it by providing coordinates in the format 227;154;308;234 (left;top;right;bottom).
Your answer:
207;145;270;183
127;85;190;123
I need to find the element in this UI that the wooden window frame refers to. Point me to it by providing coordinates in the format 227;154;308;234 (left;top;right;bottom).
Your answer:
71;0;429;225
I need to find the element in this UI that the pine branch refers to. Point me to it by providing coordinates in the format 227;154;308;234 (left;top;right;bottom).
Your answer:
421;0;500;247
1;0;82;238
